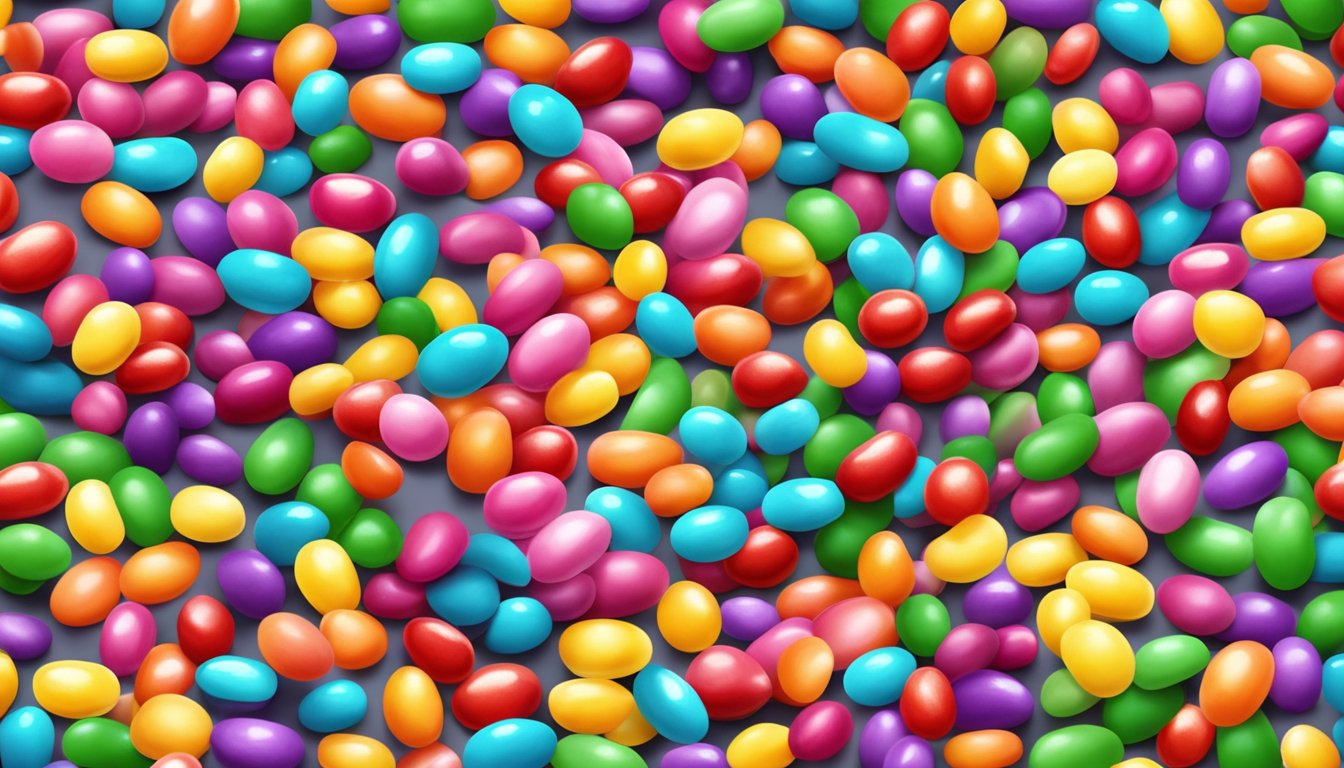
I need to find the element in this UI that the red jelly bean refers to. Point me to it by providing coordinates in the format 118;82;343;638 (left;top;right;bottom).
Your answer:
511;425;578;480
1314;254;1344;322
835;431;918;503
1245;146;1304;210
404;618;475;684
0;72;73;130
666;253;763;316
1175;380;1230;456
135;301;194;350
724;525;799;589
923;457;990;526
1082;196;1141;269
0;461;68;520
450;663;542;731
1316;463;1344;522
1044;23;1100;85
944;55;996;125
1157;704;1216;768
115;341;192;395
1285;330;1344;389
333;379;403;442
897;347;972;403
554;286;637;339
620;172;686;235
0;172;18;234
684;645;772;721
858;289;928;349
553;37;632;108
900;667;956;739
943;290;1017;352
534;159;602;209
886;2;949;72
731;351;809;409
0;221;77;293
176;594;235;665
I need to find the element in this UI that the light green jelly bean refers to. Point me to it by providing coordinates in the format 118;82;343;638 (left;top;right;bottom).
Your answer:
376;297;440;351
1143;343;1230;422
109;466;173;547
786;188;859;263
1115;471;1140;520
987;391;1039;458
941;435;997;477
244;417;314;495
899;99;963;177
1282;467;1325;525
235;0;310;40
1002;87;1053;159
1275;422;1340;482
1133;635;1210;690
1282;0;1344;38
0;565;43;595
567;183;633;251
1028;724;1123;768
1165;516;1254;577
803;414;875;480
1012;413;1098;481
1303;172;1344;237
833;277;870;340
1215;710;1279;768
337;508;403;569
37;431;131;485
959;241;1018;298
759;451;789;486
1298;590;1344;655
0;523;71;581
859;0;918;40
895;594;949;656
551;734;646;768
1036;373;1095;422
1226;16;1303;58
296;464;362;537
308;125;372;174
1040;668;1099;718
0;412;45;469
1102;684;1184;745
62;717;151;768
624;358;692;434
988;27;1047;100
398;0;495;43
696;0;786;51
1253;496;1315;590
799;376;843;419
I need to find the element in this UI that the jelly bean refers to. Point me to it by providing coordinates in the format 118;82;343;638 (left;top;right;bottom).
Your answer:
462;719;556;768
33;660;119;718
209;718;304;767
299;680;367;734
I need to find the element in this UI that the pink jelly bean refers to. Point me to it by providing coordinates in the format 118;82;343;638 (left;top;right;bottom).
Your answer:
832;170;890;233
988;458;1023;505
226;191;299;254
664;178;747;261
52;39;94;95
1136;449;1201;534
875;403;923;443
934;623;999;682
438;212;528;265
528;511;613;584
1097;67;1151;124
189;81;239;133
529;574;597;622
1260;113;1329;161
395;138;469;196
396;512;469;583
33;8;111;73
991;625;1038;671
42;275;108;346
967;323;1038;390
194;330;255;381
746;617;814;690
1168;243;1250;294
235;80;296;152
1088;340;1146;411
789;701;853;762
483;471;567;539
658;0;716;72
141;71;209;136
1156;574;1235;636
580;100;665;146
584;551;669;618
309;174;396;233
568;129;634;187
77;79;145;139
99;602;156;677
1010;477;1080;532
691;159;748;192
1113;127;1177;198
482;259;564;336
1132;289;1197;359
1006;286;1070;331
912;560;946;596
1088;401;1172;476
812;597;895;669
379;393;449;462
1146;80;1205;135
364;572;431;620
507;313;591;393
148;256;226;316
235;311;270;342
29;120;113;185
214;361;292;424
71;381;128;435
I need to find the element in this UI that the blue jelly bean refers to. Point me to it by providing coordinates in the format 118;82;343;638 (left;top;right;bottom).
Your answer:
0;357;82;416
460;533;531;587
790;0;858;29
755;398;822;456
669;505;749;563
1313;533;1344;583
374;213;438;299
632;665;710;745
297;680;368;734
584;487;661;553
508;84;582;158
913;236;965;313
0;303;52;363
426;565;500;626
112;0;165;28
292;70;349;136
463;719;556;768
911;60;950;103
678;406;748;466
814;112;910;173
253;148;313;198
848;233;914;294
195;656;279;707
708;466;769;511
1095;0;1170;64
1017;238;1086;294
1138;192;1212;266
775;140;839;186
893;456;936;518
402;43;483;95
416;323;509;398
1312;126;1344;173
0;707;54;768
636;293;696;358
253;502;329;566
1325;654;1344;712
217;249;312;314
108;138;198;192
1074;270;1150;325
761;478;845;531
0;127;32;176
843;647;917;707
483;597;552;655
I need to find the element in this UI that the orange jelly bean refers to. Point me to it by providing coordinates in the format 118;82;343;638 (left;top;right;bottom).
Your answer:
1299;386;1344;441
320;609;390;670
767;26;845;83
167;0;239;65
1070;505;1148;565
486;253;526;293
120;542;201;605
349;74;447;142
463;140;525;200
644;463;714;518
1199;640;1274;727
586;430;683;488
582;333;651;395
1036;323;1102;372
834;48;911;123
762;261;834;326
257;612;335;681
82;182;162;248
776;575;867;620
1227;368;1310;431
341;441;404;500
857;531;915;606
776;636;833;705
730;120;783;182
693;306;772;366
556;287;638;339
483;24;570;83
447;407;514;494
930;173;999;254
541;244;612;294
134;644;196;703
1224;317;1290;389
274;23;337;100
1251;45;1335;109
50;556;122;627
2;23;42;72
943;730;1025;768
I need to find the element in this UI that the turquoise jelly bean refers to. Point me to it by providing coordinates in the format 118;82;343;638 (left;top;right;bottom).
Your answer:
483;597;552;654
756;398;822;455
195;656;279;705
1017;238;1086;294
1314;533;1344;582
894;456;936;518
1096;0;1171;64
253;501;329;566
847;233;914;293
669;505;749;563
108;138;198;192
762;477;845;531
790;0;858;29
843;647;917;706
911;60;950;103
636;293;696;358
254;148;313;197
297;680;367;733
0;303;52;362
507;84;583;158
1138;192;1212;266
112;0;165;28
402;43;482;94
292;70;350;136
1325;654;1344;711
583;487;661;553
708;466;768;510
775;140;839;186
913;236;965;313
463;719;557;768
1074;270;1151;325
460;533;531;586
0;357;82;416
416;323;509;398
426;565;500;626
678;406;748;466
1312;126;1344;173
813;112;910;173
217;249;312;314
374;213;438;299
0;127;32;176
0;706;54;768
632;665;710;744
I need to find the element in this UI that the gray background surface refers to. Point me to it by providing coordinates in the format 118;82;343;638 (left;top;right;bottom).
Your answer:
0;0;1340;765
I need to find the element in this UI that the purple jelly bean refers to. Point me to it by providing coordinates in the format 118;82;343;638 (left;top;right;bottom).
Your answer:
720;596;780;642
990;624;1038;670
177;434;243;486
123;402;179;474
760;74;827;141
824;84;854;114
1261;113;1329;161
1269;636;1322;713
997;187;1066;252
573;0;651;23
482;196;556;232
330;14;400;70
1215;592;1297;647
951;670;1034;730
962;565;1033;628
1203;441;1290;510
1205;58;1261;138
460;69;522;137
195;330;255;382
528;574;597;622
173;196;236;267
1088;340;1145;412
939;395;990;441
1176;137;1231;210
1010;476;1080;531
210;718;305;768
1237;258;1325;317
859;709;909;768
706;53;753;106
843;351;901;416
216;549;286;620
894;169;937;236
1156;574;1236;636
882;736;935;768
246;311;339;373
934;623;999;681
161;381;216;430
0;612;52;660
100;247;155;304
211;38;278;83
660;743;729;768
1002;0;1091;28
1195;198;1257;245
625;46;693;111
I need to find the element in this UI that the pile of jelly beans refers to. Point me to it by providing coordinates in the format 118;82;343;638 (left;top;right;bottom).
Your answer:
10;0;1344;766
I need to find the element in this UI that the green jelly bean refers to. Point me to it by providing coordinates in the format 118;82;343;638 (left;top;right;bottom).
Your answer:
38;432;131;485
689;368;733;412
959;241;1018;298
899;99;964;177
1114;471;1140;520
987;391;1038;458
1215;710;1279;768
1036;373;1094;422
1303;172;1344;237
398;0;496;43
337;508;403;569
1165;516;1254;577
376;297;440;350
799;376;843;419
1040;668;1099;718
1281;467;1323;524
1143;343;1230;421
696;0;786;52
988;27;1047;100
1282;0;1344;38
832;277;870;340
551;734;647;768
1253;496;1315;590
804;414;875;480
245;418;315;495
1275;422;1340;482
1298;590;1344;655
1002;87;1053;159
0;412;45;469
0;396;11;414
0;565;43;595
0;523;71;581
1027;724;1123;768
235;0;310;41
567;183;633;251
308;125;372;174
760;451;789;486
1012;413;1098;481
1227;15;1304;57
109;466;173;547
61;717;151;768
859;0;918;40
1102;684;1184;745
624;358;692;434
895;594;949;656
816;500;892;578
785;189;860;263
941;435;997;478
1133;635;1210;690
297;464;363;536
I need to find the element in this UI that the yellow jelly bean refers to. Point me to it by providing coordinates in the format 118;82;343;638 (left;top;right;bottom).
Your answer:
605;706;657;747
317;733;395;768
295;539;361;614
548;678;636;734
974;127;1029;200
559;619;653;678
417;277;478;330
742;218;817;278
129;694;213;759
726;723;793;768
84;30;168;82
203;136;264;203
582;333;651;396
33;660;120;718
1037;587;1091;656
1282;724;1342;768
0;652;15;718
803;319;868;387
545;369;620;427
656;109;745;171
1241;207;1326;261
382;666;443;748
499;0;570;27
291;363;356;417
656;581;722;653
292;227;376;281
1064;561;1155;621
1193;289;1266;358
1051;98;1119;153
1060;619;1135;698
0;0;11;27
65;479;126;555
313;280;382;329
72;301;140;376
343;335;418;382
613;240;668;300
1005;533;1088;587
923;514;1007;583
1114;759;1163;767
1161;0;1224;64
950;0;1007;54
169;485;245;543
81;181;162;248
1047;149;1117;205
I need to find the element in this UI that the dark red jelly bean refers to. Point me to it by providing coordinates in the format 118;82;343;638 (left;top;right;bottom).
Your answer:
450;663;542;731
0;72;73;130
115;341;191;395
1157;704;1216;768
858;289;928;349
886;2;949;72
620;172;686;234
665;253;763;316
404;617;475;684
1174;379;1230;456
897;347;971;403
553;37;632;108
731;351;809;408
0;461;68;520
333;379;403;442
944;55;996;125
923;457;990;526
724;525;799;589
943;290;1016;352
511;425;578;480
534;159;602;209
0;221;77;293
835;431;918;502
1082;196;1141;268
1044;22;1100;85
1245;146;1304;210
176;595;236;664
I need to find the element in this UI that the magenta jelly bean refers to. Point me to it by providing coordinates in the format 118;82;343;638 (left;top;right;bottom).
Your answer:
53;38;94;94
460;69;522;137
29;119;113;184
991;625;1038;670
483;471;567;539
1097;67;1151;124
659;0;716;73
967;323;1038;389
988;459;1023;505
177;434;243;486
438;211;528;265
1131;289;1196;359
1260;112;1329;161
911;561;945;596
190;81;239;133
789;701;853;762
309;173;396;233
680;557;738;593
875;403;923;443
194;329;254;381
580;99;665;146
214;360;293;424
148;255;226;315
1168;243;1248;294
529;574;598;622
1156;574;1235;635
1205;57;1261;138
1088;401;1171;476
236;79;295;152
570;129;634;187
71;381;128;435
587;550;669;617
483;259;565;336
506;313;589;392
397;512;469;583
626;46;692;111
77;79;146;138
746;617;814;683
363;572;430;620
1007;287;1070;332
1113;127;1176;198
227;190;299;254
33;8;112;68
379;393;448;462
1010;477;1081;532
1137;448;1200;534
141;70;209;136
1087;340;1145;411
395;137;469;196
1176;137;1231;210
124;402;180;474
663;177;747;261
832;170;889;233
934;623;999;681
528;511;613;584
1147;80;1205;135
99;601;156;677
